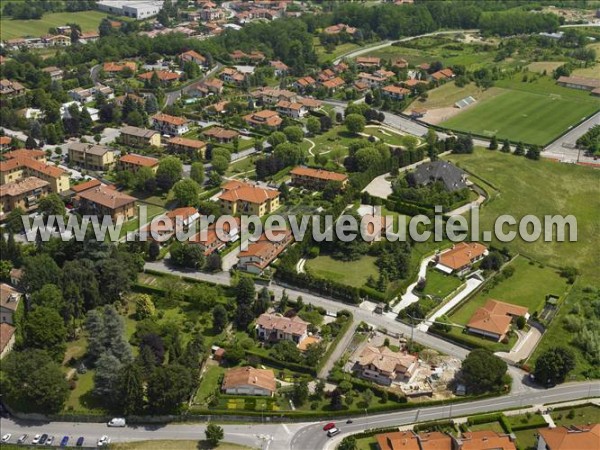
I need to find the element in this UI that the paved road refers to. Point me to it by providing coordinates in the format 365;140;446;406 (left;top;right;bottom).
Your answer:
294;383;600;450
318;321;358;379
543;111;600;163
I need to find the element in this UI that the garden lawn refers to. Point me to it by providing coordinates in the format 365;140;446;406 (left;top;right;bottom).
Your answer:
355;436;378;450
306;255;379;288
225;155;257;178
310;126;359;157
446;148;600;285
64;369;101;413
421;269;462;299
551;405;600;426
119;203;165;238
195;365;225;405
1;11;108;40
441;82;599;146
363;126;422;148
448;256;569;325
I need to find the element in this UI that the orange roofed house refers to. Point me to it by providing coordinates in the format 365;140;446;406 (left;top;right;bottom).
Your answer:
152;113;190;136
140;206;200;241
0;150;70;194
218;180;280;217
434;242;488;276
119;153;159;174
237;229;293;275
355;345;418;386
243;110;283;130
255;312;308;345
168;137;207;158
458;430;516;450
221;366;276;397
138;70;180;86
77;185;137;221
189;217;240;255
290;166;348;190
537;424;600;450
376;431;452;450
179;50;207;66
467;299;529;342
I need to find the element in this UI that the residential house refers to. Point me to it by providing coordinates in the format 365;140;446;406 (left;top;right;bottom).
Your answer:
43;34;71;46
68;87;94;103
537;424;600;450
189;218;240;255
70;178;102;198
375;431;452;450
138;70;180;86
0;283;21;325
0;153;70;193
95;85;114;99
434;242;488;275
252;87;298;105
68;142;115;171
243;110;283;129
321;76;346;91
168;137;207;158
353;81;370;93
255;312;308;345
118;153;159;174
0;136;11;150
412;161;468;192
202;126;239;143
2;149;46;162
0;323;16;360
458;431;516;450
222;366;276;397
382;84;410;101
356;56;381;69
152;113;190;136
77;185;137;221
119;126;162;148
103;61;137;75
290;166;348;190
114;93;145;108
270;60;289;77
61;101;99;122
466;299;529;342
403;78;428;90
275;100;307;119
199;7;226;21
392;58;409;69
79;31;100;44
218;180;280;216
140;206;200;242
557;75;600;91
0;79;26;98
294;76;317;92
180;50;207;67
191;78;224;97
355;345;417;386
41;66;64;81
238;230;293;274
220;67;246;85
206;100;229;115
333;61;349;74
324;23;357;35
0;176;49;216
318;68;336;82
430;68;455;82
297;97;322;111
358;72;389;88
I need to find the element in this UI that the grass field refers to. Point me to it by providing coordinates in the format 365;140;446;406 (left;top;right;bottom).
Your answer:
446;148;600;284
526;61;565;74
551;404;600;426
306;255;379;288
406;82;504;111
441;76;600;145
0;11;108;40
421;269;463;299
194;365;225;405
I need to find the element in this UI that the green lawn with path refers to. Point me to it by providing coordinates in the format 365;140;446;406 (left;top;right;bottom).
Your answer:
1;11;109;40
194;365;225;405
441;75;600;146
421;269;462;299
306;255;379;288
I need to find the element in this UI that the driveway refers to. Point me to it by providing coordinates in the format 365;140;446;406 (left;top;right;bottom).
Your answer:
495;327;543;365
221;247;240;271
390;254;436;314
362;173;393;199
543;111;600;164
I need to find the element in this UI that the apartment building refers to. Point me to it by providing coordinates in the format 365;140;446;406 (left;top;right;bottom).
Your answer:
152;113;190;136
0;176;50;216
119;126;162;148
218;180;280;217
68;143;115;171
118;153;159;174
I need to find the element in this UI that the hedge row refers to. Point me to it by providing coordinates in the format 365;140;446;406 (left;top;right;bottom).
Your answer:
413;419;454;432
385;197;434;217
276;268;362;304
467;412;511;434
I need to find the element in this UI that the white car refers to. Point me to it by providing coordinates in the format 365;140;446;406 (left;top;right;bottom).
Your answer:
97;435;110;447
32;434;42;444
107;418;126;427
46;436;54;446
1;434;11;443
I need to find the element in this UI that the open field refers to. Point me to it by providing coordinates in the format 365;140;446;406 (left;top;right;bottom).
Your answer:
0;11;108;40
306;255;379;288
526;61;565;74
446;148;600;283
441;77;600;145
406;82;505;111
572;64;600;80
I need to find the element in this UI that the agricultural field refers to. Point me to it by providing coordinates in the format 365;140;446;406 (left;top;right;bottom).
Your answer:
0;11;108;40
441;75;600;145
445;148;600;283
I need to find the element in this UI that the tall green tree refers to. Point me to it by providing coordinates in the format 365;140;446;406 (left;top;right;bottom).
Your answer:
147;364;194;414
171;178;201;207
534;347;575;386
461;349;507;394
190;161;204;185
119;363;145;415
344;113;366;134
205;424;224;447
23;306;67;361
156;156;183;190
38;193;66;219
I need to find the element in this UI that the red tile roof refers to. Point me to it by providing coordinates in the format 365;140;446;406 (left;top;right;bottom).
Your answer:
119;153;159;167
290;166;348;183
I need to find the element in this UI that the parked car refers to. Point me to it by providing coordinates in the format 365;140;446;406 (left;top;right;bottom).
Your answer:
17;434;28;444
107;418;126;427
1;434;11;443
322;422;336;431
39;434;48;445
76;436;84;446
327;428;340;437
60;436;69;447
46;436;55;446
32;434;42;444
97;436;110;447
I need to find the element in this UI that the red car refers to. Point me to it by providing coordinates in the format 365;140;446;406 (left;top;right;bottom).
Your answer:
323;423;336;431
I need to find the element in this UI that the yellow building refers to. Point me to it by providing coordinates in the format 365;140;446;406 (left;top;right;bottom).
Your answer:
0;152;70;194
118;153;159;174
68;143;115;171
77;186;137;221
119;126;162;148
0;176;50;216
218;180;280;217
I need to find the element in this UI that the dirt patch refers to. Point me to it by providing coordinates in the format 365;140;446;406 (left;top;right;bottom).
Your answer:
420;106;464;125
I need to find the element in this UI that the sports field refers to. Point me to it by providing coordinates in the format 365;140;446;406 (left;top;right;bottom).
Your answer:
0;11;108;40
441;87;599;146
